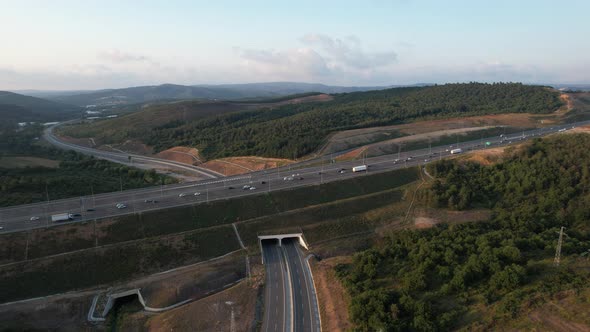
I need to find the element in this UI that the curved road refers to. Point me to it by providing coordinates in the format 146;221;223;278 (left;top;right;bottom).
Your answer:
44;123;223;179
0;121;586;233
262;238;320;332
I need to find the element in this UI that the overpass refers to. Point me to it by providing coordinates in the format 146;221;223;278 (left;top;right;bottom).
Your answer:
258;233;309;264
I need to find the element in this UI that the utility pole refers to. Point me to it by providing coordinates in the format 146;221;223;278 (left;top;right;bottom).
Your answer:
554;226;566;266
91;184;96;208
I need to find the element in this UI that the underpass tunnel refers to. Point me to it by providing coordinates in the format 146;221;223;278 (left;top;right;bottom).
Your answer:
260;238;280;246
258;234;310;264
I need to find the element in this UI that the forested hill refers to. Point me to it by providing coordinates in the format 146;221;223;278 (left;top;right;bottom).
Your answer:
336;134;590;331
149;83;562;158
0;91;80;128
64;83;563;159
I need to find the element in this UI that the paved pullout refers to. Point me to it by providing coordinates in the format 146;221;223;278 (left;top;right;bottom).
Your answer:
0;121;586;233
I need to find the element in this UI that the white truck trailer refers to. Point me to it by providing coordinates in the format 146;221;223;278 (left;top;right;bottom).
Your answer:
450;148;463;154
352;165;368;172
51;213;72;222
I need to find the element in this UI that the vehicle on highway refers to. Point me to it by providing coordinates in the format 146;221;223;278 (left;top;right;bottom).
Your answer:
228;186;234;189
339;170;346;174
179;193;187;197
0;226;3;230
406;157;413;161
194;192;201;196
299;177;304;180
86;208;95;212
51;213;72;222
283;176;294;181
71;213;82;217
450;148;463;154
30;216;40;221
249;186;256;190
242;185;251;190
144;199;153;203
116;203;127;209
261;181;266;184
352;165;367;172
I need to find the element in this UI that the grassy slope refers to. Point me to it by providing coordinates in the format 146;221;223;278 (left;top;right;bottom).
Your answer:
58;100;255;145
0;167;419;302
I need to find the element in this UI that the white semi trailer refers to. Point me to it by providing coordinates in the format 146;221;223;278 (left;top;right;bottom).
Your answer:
51;213;72;222
450;148;463;154
352;165;368;172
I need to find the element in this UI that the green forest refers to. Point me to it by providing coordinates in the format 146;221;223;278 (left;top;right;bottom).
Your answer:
336;134;590;331
148;83;561;159
0;125;175;207
63;83;562;160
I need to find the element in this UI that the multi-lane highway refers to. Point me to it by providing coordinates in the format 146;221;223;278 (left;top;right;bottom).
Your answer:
262;238;320;332
0;121;586;233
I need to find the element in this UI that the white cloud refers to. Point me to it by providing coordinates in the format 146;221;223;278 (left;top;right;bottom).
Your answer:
98;49;152;63
233;34;399;85
300;33;398;69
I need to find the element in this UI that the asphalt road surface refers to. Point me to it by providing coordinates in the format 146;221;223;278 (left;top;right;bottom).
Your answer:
282;238;321;332
262;240;291;332
262;239;320;332
0;121;587;233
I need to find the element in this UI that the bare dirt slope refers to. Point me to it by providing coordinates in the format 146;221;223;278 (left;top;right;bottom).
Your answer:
0;290;98;331
310;256;353;332
201;156;294;175
155;146;202;165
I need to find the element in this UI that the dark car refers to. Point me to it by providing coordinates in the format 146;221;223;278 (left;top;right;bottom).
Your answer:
72;213;82;217
228;186;234;189
261;181;266;184
86;208;95;212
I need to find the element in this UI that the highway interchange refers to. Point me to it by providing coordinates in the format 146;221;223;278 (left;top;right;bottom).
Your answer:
0;121;586;233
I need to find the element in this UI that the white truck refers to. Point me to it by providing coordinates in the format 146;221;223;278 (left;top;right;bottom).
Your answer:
51;213;72;222
352;165;368;172
450;148;463;154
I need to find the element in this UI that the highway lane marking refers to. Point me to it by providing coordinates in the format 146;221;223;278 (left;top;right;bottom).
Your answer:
2;122;584;233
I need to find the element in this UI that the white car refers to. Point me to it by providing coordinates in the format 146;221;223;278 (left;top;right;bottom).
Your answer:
249;186;256;190
179;193;187;197
0;226;3;230
116;204;127;209
30;216;40;221
242;185;251;190
194;192;201;196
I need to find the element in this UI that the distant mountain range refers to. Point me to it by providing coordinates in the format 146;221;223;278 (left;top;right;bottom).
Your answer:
0;91;81;126
14;82;433;107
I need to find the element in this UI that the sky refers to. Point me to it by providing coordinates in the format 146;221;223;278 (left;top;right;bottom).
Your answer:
1;0;589;90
